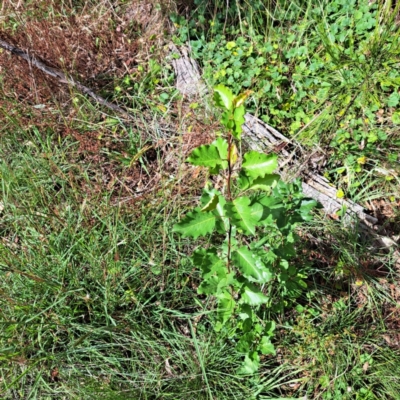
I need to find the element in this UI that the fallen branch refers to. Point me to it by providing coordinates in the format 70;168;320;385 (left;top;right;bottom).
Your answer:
0;38;132;119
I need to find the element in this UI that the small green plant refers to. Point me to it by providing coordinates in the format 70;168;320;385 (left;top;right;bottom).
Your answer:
173;85;316;373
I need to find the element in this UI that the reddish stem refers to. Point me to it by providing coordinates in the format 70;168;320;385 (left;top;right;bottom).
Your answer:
227;133;233;202
226;133;233;273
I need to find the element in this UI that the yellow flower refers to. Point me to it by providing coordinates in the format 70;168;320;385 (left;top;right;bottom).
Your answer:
357;156;367;165
336;189;345;199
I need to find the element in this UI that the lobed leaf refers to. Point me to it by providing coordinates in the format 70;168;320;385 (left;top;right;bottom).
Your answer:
232;247;272;284
240;283;269;306
236;332;255;353
173;208;216;238
220;109;234;132
238;304;253;321
187;143;228;173
238;352;260;375
192;248;225;279
214;137;228;160
237;170;253;191
201;188;229;233
201;193;219;212
224;196;263;235
217;291;235;325
242;151;278;179
197;275;220;295
214;194;229;233
198;276;231;296
239;172;280;193
298;198;318;221
248;174;280;191
258;336;276;355
264;321;276;337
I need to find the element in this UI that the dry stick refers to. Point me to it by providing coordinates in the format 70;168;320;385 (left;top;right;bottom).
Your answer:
0;38;133;120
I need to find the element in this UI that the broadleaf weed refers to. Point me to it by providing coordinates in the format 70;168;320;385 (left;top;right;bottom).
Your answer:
173;85;317;373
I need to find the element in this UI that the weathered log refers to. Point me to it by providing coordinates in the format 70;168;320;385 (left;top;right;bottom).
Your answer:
168;43;207;98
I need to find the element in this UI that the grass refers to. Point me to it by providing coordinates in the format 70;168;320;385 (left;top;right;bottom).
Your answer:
279;215;400;399
0;0;400;398
281;306;400;399
0;116;250;399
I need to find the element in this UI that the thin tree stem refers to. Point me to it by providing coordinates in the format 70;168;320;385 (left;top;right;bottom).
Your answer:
227;134;233;202
226;133;233;273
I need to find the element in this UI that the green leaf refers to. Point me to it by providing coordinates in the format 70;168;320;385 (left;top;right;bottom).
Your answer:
197;275;220;294
214;137;228;160
202;189;229;233
242;151;278;179
238;352;260;375
276;242;296;258
201;193;219;211
217;291;235;325
260;250;278;267
220;109;234;131
236;332;255;353
214;85;234;111
238;304;253;321
206;138;228;174
200;187;220;206
354;10;363;20
240;283;269;306
232;247;272;283
214;194;229;234
248;174;280;191
192;248;225;279
233;104;245;139
237;170;253;191
173;208;216;238
264;320;276;336
225;197;263;235
298;198;317;221
387;92;399;107
257;193;281;208
258;336;276;355
198;276;230;295
392;112;400;125
252;235;273;250
187;143;228;173
256;194;286;226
